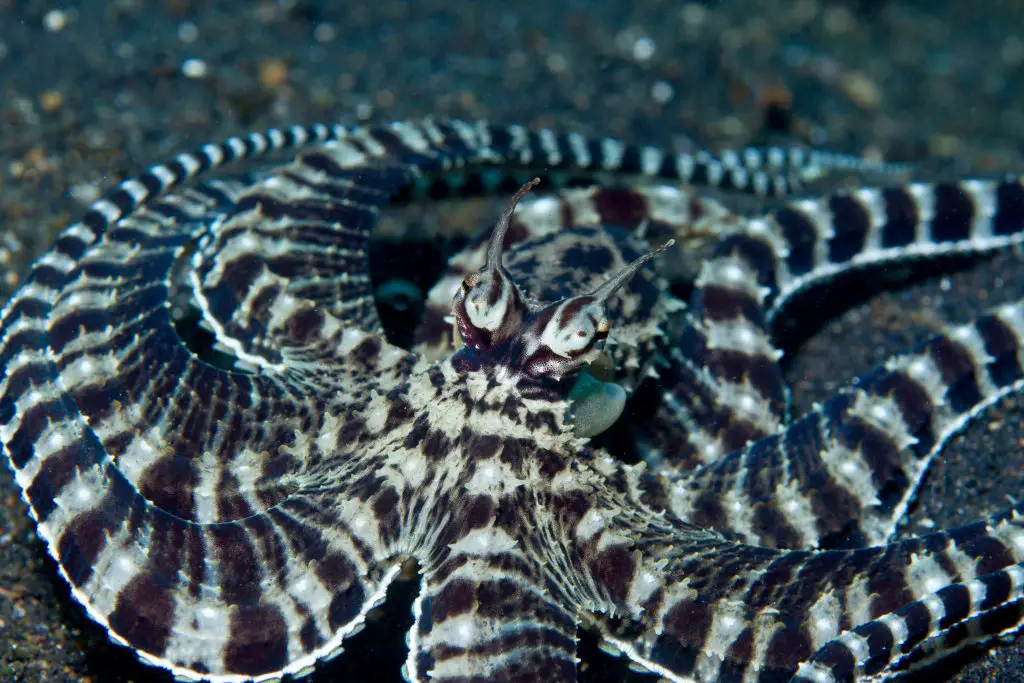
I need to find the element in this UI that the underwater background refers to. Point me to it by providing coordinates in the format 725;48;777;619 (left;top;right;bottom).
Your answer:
1;1;1023;681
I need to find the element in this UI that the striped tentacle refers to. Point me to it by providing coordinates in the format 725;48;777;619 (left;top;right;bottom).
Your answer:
407;562;581;683
0;172;416;680
644;176;1024;479
189;158;414;371
794;561;1024;682
54;481;403;682
405;525;581;683
408;120;861;203
581;477;1024;683
667;299;1024;549
715;144;912;181
764;177;1024;316
400;441;588;683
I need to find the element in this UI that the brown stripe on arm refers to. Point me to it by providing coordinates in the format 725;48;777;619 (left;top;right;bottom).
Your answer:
590;499;1024;683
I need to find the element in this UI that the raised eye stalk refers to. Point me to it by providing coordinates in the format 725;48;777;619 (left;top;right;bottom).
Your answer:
451;179;538;350
516;238;675;381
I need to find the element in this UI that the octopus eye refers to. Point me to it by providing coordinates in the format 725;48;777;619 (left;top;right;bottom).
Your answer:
520;239;675;380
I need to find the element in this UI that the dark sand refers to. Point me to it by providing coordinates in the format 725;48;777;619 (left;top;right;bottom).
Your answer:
1;1;1022;681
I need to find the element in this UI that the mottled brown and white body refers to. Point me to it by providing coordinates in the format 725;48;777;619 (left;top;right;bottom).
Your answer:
1;118;1022;683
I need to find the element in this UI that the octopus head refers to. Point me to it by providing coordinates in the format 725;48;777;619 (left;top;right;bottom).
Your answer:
452;179;673;437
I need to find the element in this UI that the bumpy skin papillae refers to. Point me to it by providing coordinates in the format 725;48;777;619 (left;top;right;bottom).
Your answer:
0;115;1020;683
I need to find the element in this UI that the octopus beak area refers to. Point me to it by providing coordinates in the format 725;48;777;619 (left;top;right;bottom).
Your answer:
451;179;538;351
518;238;676;382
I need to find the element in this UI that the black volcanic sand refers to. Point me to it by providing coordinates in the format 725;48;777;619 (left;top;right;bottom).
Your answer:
1;1;1023;681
